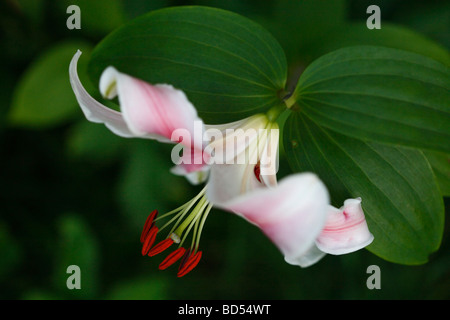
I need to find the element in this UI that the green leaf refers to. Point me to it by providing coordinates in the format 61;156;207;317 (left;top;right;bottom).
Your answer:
9;41;93;128
88;6;287;123
292;46;450;153
424;151;450;197
284;111;444;265
308;23;450;66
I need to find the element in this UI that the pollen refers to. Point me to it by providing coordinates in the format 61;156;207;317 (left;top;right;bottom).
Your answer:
139;186;212;277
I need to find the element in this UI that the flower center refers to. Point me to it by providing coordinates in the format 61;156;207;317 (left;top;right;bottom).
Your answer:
140;186;212;277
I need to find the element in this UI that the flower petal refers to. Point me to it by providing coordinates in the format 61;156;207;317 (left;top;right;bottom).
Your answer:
215;173;330;266
101;66;204;150
315;198;374;255
205;116;279;204
285;243;326;268
207;163;262;204
69;50;134;138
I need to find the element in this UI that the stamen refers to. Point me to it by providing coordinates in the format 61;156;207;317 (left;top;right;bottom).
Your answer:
141;226;158;256
148;238;174;257
193;204;213;250
140;187;210;277
177;251;203;277
254;163;261;183
140;210;158;243
159;247;186;270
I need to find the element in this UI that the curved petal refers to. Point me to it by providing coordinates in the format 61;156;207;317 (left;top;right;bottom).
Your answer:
101;66;205;151
215;173;330;266
69;50;134;138
315;198;374;255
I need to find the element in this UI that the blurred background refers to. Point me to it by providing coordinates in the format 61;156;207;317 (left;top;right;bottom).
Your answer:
0;0;449;299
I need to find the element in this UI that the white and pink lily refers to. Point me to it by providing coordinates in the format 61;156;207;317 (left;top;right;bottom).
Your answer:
69;51;374;276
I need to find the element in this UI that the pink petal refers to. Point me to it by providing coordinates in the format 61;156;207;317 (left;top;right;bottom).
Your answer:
215;173;330;266
205;116;279;205
315;198;374;255
69;50;134;137
100;66;204;152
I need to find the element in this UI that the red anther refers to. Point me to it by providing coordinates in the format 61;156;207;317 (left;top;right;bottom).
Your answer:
254;163;261;183
148;238;174;257
159;247;186;270
177;251;202;278
178;248;192;272
141;226;158;256
140;210;158;243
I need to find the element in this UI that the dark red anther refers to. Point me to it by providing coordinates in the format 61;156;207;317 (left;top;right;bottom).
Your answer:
254;163;261;183
177;251;202;278
140;210;158;243
159;247;186;270
148;238;174;257
141;226;158;256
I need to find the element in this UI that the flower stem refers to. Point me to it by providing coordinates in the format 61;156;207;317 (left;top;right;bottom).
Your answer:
284;94;297;109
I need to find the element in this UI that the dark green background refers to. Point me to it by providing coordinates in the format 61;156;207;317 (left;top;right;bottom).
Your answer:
0;0;448;299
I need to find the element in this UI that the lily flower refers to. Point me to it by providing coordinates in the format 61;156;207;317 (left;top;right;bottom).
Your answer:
139;114;281;276
70;51;373;276
69;50;209;183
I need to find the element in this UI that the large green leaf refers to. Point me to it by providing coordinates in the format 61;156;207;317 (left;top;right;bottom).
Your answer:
291;46;450;153
424;151;450;197
284;111;444;265
88;6;287;123
308;23;450;66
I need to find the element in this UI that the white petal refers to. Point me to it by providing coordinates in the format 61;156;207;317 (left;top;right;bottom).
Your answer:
207;163;263;204
205;116;279;204
315;198;374;255
69;50;134;138
285;243;326;268
216;173;330;265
